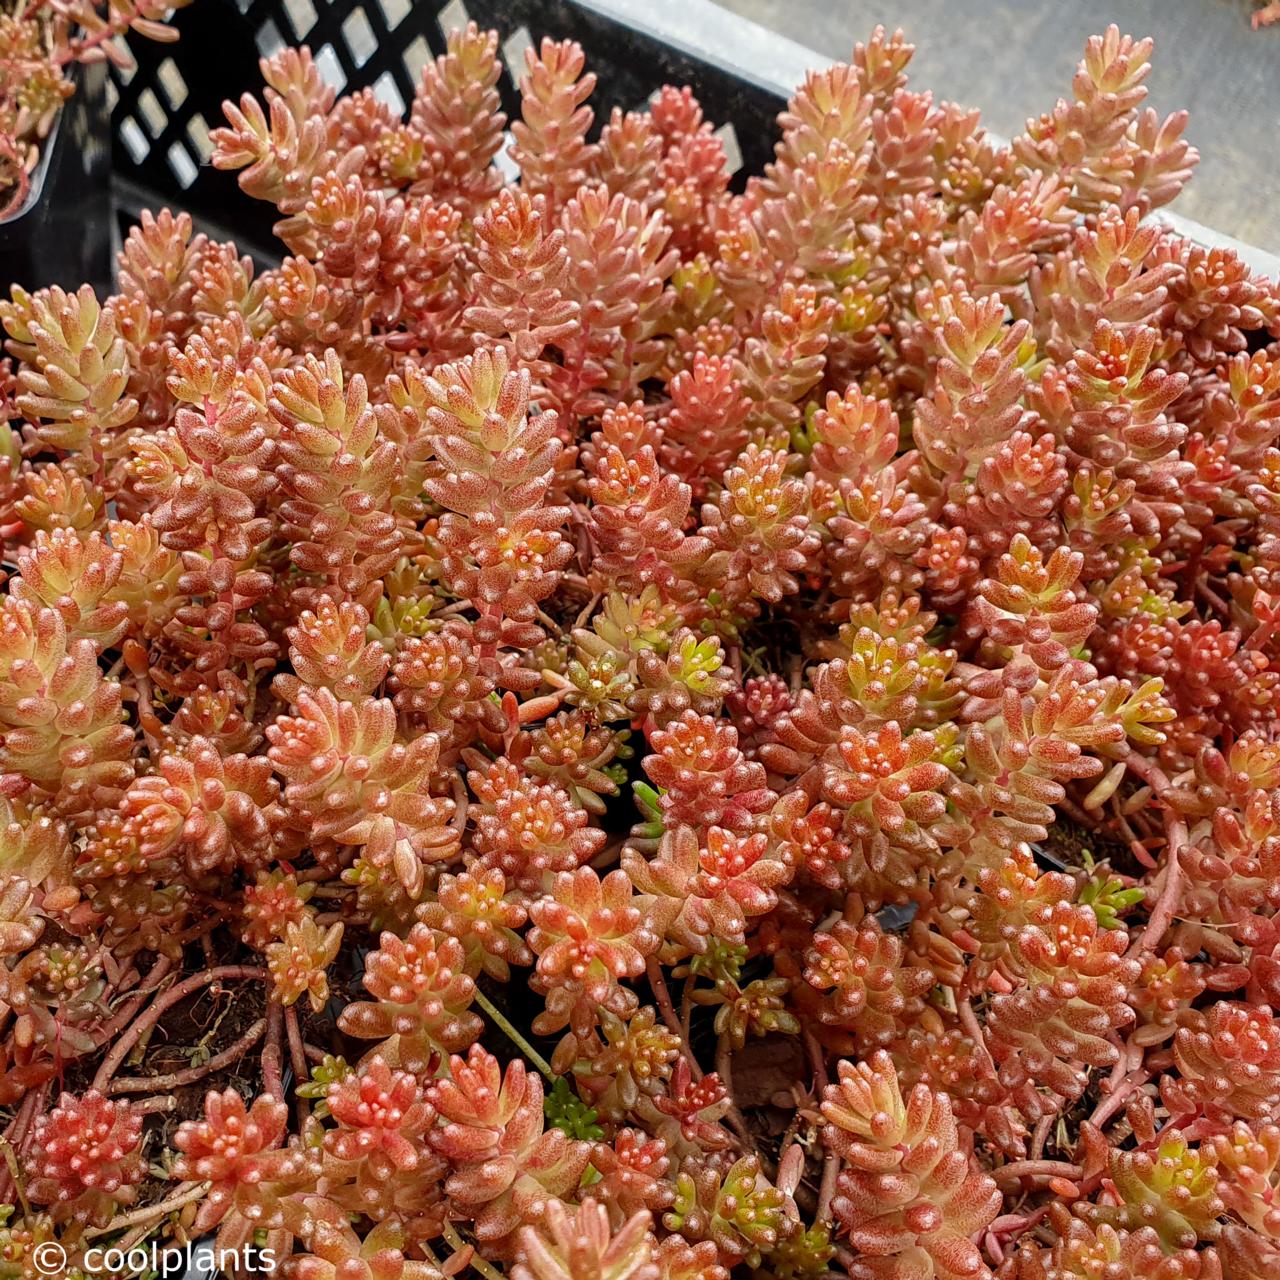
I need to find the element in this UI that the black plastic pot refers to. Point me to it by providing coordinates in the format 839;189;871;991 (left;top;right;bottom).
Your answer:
0;63;112;296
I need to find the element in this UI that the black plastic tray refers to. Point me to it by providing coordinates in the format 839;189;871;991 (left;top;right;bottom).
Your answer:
108;0;797;261
109;0;1280;281
0;63;113;295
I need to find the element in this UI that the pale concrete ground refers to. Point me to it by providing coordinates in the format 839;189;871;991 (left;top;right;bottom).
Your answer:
707;0;1280;250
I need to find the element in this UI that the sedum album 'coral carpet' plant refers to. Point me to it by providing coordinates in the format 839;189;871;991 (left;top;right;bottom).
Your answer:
0;13;1278;1280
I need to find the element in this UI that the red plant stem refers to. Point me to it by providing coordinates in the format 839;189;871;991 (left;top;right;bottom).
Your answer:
804;1028;829;1092
816;1143;841;1225
1088;1068;1151;1130
92;955;175;1049
984;1205;1054;1262
441;1221;505;1280
806;1028;842;1224
451;771;469;843
92;966;268;1092
1122;754;1186;957
1196;578;1231;616
262;999;285;1103
959;998;997;1077
1103;1043;1130;1096
285;1005;310;1121
1030;1114;1053;1161
993;1159;1082;1187
647;956;701;1079
0;1085;45;1202
1057;793;1095;827
2;1088;39;1147
0;150;30;220
108;1017;267;1093
679;977;694;1045
132;1095;177;1115
166;916;223;949
1133;825;1184;955
776;1110;804;1164
17;1082;49;1155
85;1180;214;1239
1123;752;1176;804
714;1035;756;1156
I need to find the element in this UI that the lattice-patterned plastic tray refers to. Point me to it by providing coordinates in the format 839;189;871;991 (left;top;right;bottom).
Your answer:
109;0;1280;282
108;0;783;263
111;0;444;258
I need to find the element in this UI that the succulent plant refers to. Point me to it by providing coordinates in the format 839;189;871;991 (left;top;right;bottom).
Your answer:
0;13;1272;1280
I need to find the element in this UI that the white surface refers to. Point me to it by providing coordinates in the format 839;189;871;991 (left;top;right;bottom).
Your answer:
588;0;1280;279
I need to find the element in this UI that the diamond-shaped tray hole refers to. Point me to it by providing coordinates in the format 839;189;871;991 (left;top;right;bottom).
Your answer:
716;122;743;176
255;17;285;58
119;116;149;163
495;128;520;181
342;6;377;68
502;26;534;79
284;0;317;38
115;38;135;84
402;34;431;82
186;113;213;162
315;43;347;91
167;141;198;189
373;70;405;114
157;58;187;110
436;0;469;35
136;87;167;139
380;0;413;28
